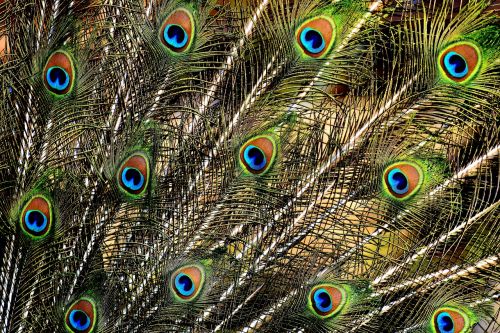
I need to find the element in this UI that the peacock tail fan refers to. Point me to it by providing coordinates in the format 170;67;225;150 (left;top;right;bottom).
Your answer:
0;0;499;332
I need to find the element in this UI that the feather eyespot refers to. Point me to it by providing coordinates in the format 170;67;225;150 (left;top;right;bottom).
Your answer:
438;42;481;84
160;8;195;53
64;298;97;333
171;265;205;301
308;284;347;319
296;16;335;58
383;162;423;200
432;307;471;333
117;152;150;197
239;135;277;175
43;50;75;95
20;195;53;239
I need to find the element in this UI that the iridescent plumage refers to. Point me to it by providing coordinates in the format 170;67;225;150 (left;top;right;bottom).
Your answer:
0;0;499;332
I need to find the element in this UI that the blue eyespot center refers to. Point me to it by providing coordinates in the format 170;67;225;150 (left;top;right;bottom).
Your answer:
121;167;144;191
46;66;70;91
444;52;468;78
243;145;267;171
436;312;454;333
388;169;409;195
175;273;195;297
69;309;91;331
300;28;325;54
25;210;48;233
313;289;333;313
164;24;188;49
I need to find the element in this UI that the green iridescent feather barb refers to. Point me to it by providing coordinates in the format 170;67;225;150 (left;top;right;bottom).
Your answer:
0;0;499;332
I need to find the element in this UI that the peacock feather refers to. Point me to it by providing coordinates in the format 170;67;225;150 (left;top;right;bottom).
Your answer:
0;0;499;332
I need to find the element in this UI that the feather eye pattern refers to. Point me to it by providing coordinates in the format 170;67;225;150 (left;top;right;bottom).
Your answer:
296;15;336;58
43;50;76;96
308;284;347;319
0;0;499;332
382;161;424;200
431;306;474;333
159;7;196;54
438;42;482;84
170;263;206;302
116;151;151;198
239;134;278;175
19;194;54;240
64;297;98;333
